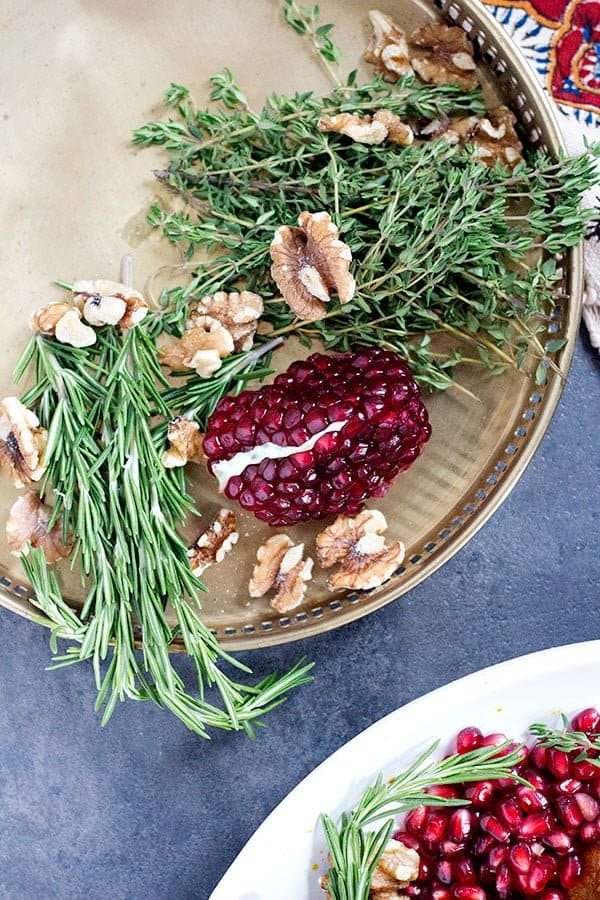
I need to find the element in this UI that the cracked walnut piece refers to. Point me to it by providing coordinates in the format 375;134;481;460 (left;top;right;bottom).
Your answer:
410;23;478;91
317;509;405;592
162;418;206;469
188;509;238;576
157;316;235;378
320;839;419;898
364;9;413;81
0;397;47;488
73;279;149;329
249;535;313;613
188;291;264;352
423;106;523;168
30;302;96;348
6;492;73;564
318;110;414;147
30;302;74;335
270;211;355;322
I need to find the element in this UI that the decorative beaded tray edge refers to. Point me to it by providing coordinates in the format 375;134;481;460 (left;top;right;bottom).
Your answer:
0;0;583;651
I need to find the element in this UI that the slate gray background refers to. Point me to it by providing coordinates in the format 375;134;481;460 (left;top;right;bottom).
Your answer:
0;336;598;900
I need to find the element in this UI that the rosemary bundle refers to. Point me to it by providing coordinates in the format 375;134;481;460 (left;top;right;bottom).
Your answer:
16;321;312;737
133;6;598;396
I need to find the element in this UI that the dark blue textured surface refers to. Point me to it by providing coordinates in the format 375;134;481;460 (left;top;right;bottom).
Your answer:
0;338;598;900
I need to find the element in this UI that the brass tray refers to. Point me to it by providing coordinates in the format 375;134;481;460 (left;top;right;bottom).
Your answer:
0;0;580;650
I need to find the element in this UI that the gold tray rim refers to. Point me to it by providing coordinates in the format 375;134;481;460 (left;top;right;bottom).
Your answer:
0;0;582;651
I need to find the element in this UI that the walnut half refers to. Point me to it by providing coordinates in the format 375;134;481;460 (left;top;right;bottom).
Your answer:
410;22;478;91
6;492;72;564
188;509;238;576
320;840;419;898
249;535;313;613
0;397;47;488
162;417;205;469
188;291;264;352
317;509;404;592
318;111;413;147
270;211;355;321
157;316;235;378
364;9;413;81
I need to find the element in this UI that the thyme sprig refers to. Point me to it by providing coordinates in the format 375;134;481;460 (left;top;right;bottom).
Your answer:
321;741;528;900
134;16;598;395
16;325;312;737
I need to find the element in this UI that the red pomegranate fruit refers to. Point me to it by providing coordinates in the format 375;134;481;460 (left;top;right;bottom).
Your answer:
203;348;431;526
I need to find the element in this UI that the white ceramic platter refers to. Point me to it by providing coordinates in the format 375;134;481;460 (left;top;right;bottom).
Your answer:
211;641;600;899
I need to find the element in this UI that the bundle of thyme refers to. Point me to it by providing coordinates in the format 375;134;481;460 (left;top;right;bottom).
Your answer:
133;4;598;400
15;315;311;737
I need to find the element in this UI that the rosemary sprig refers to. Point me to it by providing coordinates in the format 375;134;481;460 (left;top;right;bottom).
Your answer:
16;324;312;737
529;716;600;764
321;741;527;900
133;3;598;397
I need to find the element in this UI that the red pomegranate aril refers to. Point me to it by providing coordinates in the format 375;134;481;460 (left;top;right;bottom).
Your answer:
580;820;600;843
441;840;467;858
426;785;460;800
406;806;428;835
527;857;556;893
558;852;582;888
495;863;512;898
456;727;483;754
572;759;599;780
472;834;495;857
509;841;533;874
487;844;509;869
481;732;508;749
516;785;549;813
547;751;571;779
555;795;585;828
519;768;549;792
437;860;453;884
519;812;554;839
423;810;448;844
539;891;567;900
571;707;600;735
451;887;488;899
498;797;522;831
392;830;421;850
432;889;452;900
530;746;548;771
574;790;600;821
419;857;434;880
480;815;511;842
465;782;495;808
448;810;475;843
542;829;573;854
557;778;582;795
453;857;476;884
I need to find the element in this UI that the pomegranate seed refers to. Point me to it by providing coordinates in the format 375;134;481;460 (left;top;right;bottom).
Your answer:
547;750;571;778
472;834;495;857
453;857;476;884
481;732;508;750
509;841;533;874
456;727;483;754
527;857;556;892
392;830;420;850
418;857;433;880
487;844;509;869
556;778;582;795
441;840;466;858
530;746;548;770
437;860;453;884
539;891;568;900
516;785;548;812
571;707;600;734
542;829;573;854
465;782;495;808
519;811;554;839
432;890;451;900
574;790;600;821
448;809;475;843
495;863;512;898
555;795;585;828
558;852;582;888
498;797;522;831
422;810;448;844
451;888;488;899
572;758;599;780
426;784;460;800
406;806;427;835
580;820;600;843
519;768;549;792
480;815;510;842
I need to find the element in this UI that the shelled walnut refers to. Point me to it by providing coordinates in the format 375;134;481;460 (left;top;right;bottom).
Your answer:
422;106;523;168
157;316;235;377
270;211;355;321
318;110;413;147
320;839;419;898
249;535;313;613
0;397;47;487
317;509;404;591
364;9;413;81
188;509;238;576
162;418;205;469
188;291;263;352
73;279;148;329
6;492;72;563
410;22;478;90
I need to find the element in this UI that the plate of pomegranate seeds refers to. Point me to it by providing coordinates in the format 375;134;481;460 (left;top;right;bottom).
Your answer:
0;0;590;655
212;642;600;899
